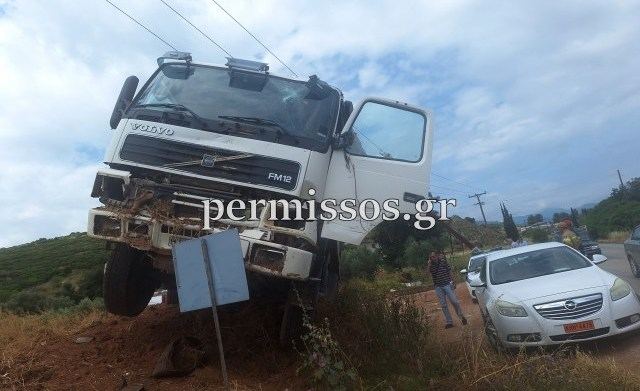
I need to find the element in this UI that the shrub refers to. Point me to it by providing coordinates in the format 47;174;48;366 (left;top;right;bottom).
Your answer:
525;228;550;243
397;237;433;268
339;246;381;280
2;291;74;315
297;315;357;390
320;280;444;387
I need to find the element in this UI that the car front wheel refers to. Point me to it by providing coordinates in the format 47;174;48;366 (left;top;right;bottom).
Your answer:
484;317;504;352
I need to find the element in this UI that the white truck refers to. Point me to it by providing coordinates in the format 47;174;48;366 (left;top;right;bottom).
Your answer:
88;52;433;334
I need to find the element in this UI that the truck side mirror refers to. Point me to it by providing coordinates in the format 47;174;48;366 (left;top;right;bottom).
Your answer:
331;130;354;150
110;76;139;129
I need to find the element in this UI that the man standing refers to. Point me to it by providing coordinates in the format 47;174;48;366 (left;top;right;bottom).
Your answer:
559;219;581;250
428;251;467;329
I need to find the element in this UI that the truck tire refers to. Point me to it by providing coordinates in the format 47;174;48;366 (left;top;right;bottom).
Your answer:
103;244;159;317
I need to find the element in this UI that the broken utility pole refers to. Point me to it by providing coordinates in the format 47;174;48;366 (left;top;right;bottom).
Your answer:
468;191;488;226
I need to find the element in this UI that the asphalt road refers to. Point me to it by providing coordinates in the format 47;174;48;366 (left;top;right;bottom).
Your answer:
598;243;640;293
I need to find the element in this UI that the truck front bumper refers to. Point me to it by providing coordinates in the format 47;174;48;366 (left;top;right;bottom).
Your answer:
88;208;314;281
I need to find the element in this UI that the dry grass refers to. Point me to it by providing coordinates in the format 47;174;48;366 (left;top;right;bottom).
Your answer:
0;309;104;389
323;280;640;390
599;230;631;244
434;329;640;390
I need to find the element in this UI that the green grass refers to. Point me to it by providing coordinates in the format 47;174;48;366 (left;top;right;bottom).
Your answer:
0;233;108;302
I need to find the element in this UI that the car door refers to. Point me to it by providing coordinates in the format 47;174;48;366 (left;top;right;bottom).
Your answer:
473;258;490;318
626;226;640;262
320;98;433;245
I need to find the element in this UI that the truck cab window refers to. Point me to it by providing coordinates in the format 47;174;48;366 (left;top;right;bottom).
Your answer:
128;64;340;152
346;101;426;162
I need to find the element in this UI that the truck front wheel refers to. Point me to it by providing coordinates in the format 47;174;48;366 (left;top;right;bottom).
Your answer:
103;244;159;317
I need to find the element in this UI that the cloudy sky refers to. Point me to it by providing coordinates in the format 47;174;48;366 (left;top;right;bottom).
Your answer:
0;0;639;246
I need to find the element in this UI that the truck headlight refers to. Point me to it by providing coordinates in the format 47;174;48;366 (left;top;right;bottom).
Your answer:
496;299;528;317
610;278;631;301
251;246;285;272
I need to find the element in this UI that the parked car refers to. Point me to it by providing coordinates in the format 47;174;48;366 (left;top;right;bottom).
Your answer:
468;242;640;350
551;225;601;259
461;254;488;303
575;226;602;260
624;225;640;278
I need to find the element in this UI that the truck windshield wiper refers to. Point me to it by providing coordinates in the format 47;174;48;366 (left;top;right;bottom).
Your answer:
218;115;299;143
134;103;208;129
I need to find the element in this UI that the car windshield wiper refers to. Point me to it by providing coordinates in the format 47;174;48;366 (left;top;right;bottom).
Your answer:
134;103;208;129
218;115;300;143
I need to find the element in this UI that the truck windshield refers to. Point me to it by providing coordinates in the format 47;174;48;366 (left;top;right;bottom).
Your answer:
127;64;340;151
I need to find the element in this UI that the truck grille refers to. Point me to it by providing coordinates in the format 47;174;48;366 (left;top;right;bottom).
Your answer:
533;293;603;320
120;134;300;190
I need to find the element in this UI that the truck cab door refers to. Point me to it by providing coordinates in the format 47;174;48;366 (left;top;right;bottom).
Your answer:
320;98;433;245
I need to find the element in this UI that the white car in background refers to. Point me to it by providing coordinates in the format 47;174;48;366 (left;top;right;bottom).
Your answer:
468;242;640;350
461;253;490;303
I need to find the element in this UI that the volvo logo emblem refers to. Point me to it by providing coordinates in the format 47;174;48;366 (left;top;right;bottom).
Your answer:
130;122;174;136
201;154;216;168
564;300;577;310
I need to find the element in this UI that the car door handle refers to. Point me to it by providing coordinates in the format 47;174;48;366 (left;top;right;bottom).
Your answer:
403;192;424;204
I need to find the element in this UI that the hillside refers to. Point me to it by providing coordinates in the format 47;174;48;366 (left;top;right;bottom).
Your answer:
583;177;640;238
0;233;108;304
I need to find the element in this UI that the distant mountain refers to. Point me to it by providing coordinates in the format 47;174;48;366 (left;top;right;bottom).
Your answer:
512;202;598;225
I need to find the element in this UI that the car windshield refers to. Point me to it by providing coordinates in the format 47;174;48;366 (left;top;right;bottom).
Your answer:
489;246;592;285
127;64;340;151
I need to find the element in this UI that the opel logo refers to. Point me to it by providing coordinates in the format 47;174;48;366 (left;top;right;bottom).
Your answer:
564;300;577;310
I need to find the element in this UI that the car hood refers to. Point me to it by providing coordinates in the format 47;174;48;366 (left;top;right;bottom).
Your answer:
493;266;612;302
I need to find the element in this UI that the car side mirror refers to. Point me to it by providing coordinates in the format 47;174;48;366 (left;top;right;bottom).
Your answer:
110;75;139;129
468;274;486;287
592;254;607;264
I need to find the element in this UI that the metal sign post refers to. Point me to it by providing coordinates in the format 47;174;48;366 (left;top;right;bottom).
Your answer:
200;239;230;390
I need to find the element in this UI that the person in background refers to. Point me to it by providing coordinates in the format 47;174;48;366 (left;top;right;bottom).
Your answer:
559;219;581;250
512;238;529;247
428;251;467;329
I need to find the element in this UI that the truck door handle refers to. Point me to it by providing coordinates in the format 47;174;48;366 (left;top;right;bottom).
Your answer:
403;192;424;204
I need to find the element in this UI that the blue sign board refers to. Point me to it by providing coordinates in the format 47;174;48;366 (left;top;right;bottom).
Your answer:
172;229;250;312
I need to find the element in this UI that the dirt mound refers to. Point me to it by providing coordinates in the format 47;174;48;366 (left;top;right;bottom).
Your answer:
6;304;305;390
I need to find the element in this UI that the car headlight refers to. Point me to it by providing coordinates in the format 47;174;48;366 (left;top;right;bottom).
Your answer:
496;299;528;317
610;278;631;301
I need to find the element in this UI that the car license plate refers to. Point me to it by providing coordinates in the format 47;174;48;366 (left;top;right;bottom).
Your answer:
563;320;595;334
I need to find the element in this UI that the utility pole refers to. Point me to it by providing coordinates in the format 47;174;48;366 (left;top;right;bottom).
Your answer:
469;191;488;226
617;169;625;190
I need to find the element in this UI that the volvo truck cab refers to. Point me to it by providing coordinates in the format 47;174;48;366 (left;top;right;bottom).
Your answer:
88;52;433;333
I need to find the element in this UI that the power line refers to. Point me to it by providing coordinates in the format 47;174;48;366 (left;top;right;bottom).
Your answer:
431;171;482;191
209;0;299;77
103;0;177;51
159;0;232;57
429;183;470;196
